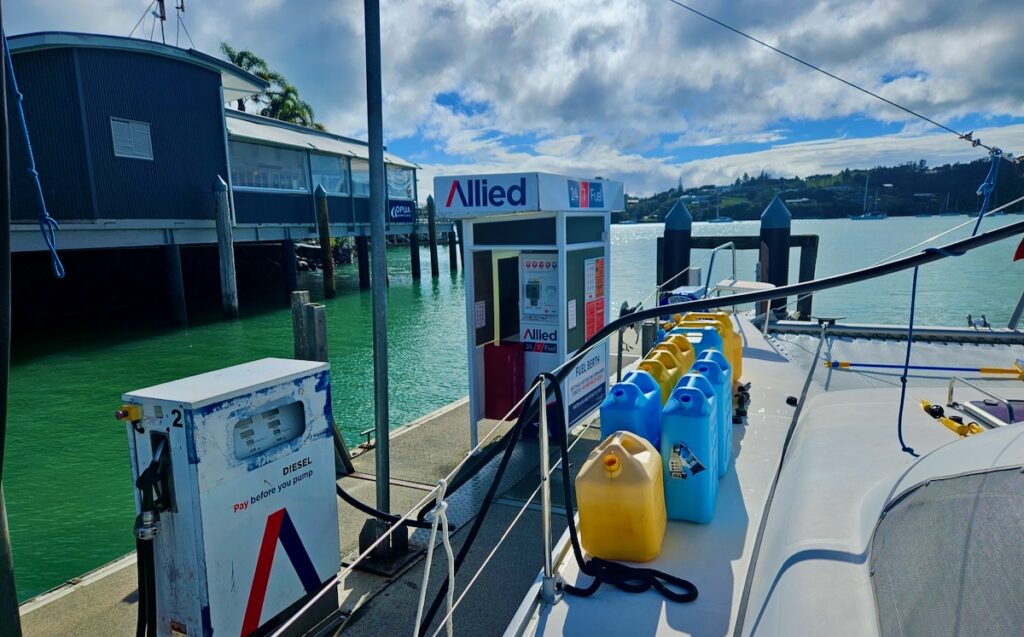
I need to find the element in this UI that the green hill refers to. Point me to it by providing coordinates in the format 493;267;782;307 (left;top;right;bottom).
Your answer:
624;158;1022;222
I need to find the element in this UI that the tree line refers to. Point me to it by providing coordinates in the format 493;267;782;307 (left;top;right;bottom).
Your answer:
625;157;1024;221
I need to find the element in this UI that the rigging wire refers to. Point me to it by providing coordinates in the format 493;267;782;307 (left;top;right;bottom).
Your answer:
128;0;156;38
661;0;1018;163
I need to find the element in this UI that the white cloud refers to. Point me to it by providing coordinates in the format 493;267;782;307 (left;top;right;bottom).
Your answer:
9;0;1024;202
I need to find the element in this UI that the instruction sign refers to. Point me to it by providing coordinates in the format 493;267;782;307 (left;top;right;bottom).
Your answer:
584;257;606;340
566;346;607;425
520;254;559;322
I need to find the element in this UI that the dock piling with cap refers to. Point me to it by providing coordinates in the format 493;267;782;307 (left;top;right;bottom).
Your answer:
315;185;336;299
213;176;239;319
427;195;440;277
662;198;693;288
759;196;793;318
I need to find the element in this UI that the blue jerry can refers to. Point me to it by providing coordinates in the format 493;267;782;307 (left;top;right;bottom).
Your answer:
693;353;732;478
599;370;663;448
669;325;724;361
661;374;718;523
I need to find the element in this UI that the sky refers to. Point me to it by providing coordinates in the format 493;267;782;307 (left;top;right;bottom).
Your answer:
9;0;1024;202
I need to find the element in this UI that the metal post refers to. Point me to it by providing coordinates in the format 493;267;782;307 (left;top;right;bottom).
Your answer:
1009;289;1024;330
213;176;239;319
538;381;556;602
427;195;439;278
616;327;624;382
315;185;336;299
364;0;391;514
0;0;24;624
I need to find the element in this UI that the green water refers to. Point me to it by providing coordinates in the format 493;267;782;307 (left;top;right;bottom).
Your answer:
6;216;1022;600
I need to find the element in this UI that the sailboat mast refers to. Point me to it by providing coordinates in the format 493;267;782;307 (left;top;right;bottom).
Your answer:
862;173;869;213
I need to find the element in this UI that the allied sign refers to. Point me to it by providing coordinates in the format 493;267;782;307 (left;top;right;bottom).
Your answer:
434;172;624;217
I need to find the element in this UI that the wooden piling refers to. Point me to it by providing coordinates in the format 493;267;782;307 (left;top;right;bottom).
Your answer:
302;302;328;363
447;230;458;273
409;226;421;280
797;235;819;319
163;243;187;325
280;238;298;297
213;176;239;318
315;185;336;299
455;220;465;269
291;290;311;359
427;195;439;278
356;236;370;289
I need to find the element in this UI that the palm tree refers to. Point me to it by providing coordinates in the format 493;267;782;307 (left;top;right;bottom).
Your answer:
220;42;324;130
261;83;318;128
219;43;283;112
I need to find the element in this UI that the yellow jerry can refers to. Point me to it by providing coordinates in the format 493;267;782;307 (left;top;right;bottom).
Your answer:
575;431;667;562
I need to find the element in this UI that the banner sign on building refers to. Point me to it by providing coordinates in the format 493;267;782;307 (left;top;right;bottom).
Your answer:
388;200;415;223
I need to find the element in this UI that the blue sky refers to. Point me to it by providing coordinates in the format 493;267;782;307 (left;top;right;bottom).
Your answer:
9;0;1024;201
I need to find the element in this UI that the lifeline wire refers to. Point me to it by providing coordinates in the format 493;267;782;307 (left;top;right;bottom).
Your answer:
3;34;64;278
661;0;1015;161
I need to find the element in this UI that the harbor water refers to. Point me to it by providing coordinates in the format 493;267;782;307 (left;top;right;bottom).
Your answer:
6;215;1022;600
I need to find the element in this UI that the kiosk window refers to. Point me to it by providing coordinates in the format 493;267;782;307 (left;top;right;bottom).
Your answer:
473;251;494;346
497;256;520;340
567;217;605;243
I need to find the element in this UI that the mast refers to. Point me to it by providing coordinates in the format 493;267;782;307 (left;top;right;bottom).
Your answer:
862;173;869;214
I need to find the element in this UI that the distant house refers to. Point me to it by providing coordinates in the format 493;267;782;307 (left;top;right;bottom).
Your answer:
7;31;421;253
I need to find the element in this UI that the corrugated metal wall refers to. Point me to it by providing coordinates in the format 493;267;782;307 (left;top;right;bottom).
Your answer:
77;48;227;220
8;49;94;222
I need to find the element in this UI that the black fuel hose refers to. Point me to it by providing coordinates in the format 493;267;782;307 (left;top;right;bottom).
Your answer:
538;371;697;602
417;373;696;634
134;538;147;637
335;483;431;529
417;387;538;636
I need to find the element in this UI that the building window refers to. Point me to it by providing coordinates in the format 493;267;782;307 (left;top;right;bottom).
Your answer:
350;158;370;197
387;166;415;200
110;117;153;160
310;153;348;194
229;140;309;191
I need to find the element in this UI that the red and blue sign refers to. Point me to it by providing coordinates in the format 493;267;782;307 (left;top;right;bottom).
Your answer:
241;508;321;636
567;180;605;209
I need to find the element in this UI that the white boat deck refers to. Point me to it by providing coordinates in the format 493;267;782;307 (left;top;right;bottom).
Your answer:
508;317;1024;637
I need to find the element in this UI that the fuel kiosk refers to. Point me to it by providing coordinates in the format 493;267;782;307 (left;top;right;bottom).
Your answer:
120;358;340;637
434;172;624;444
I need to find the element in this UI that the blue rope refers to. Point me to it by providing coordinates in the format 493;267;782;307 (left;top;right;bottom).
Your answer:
896;266;920;457
970;151;1001;237
4;33;65;278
